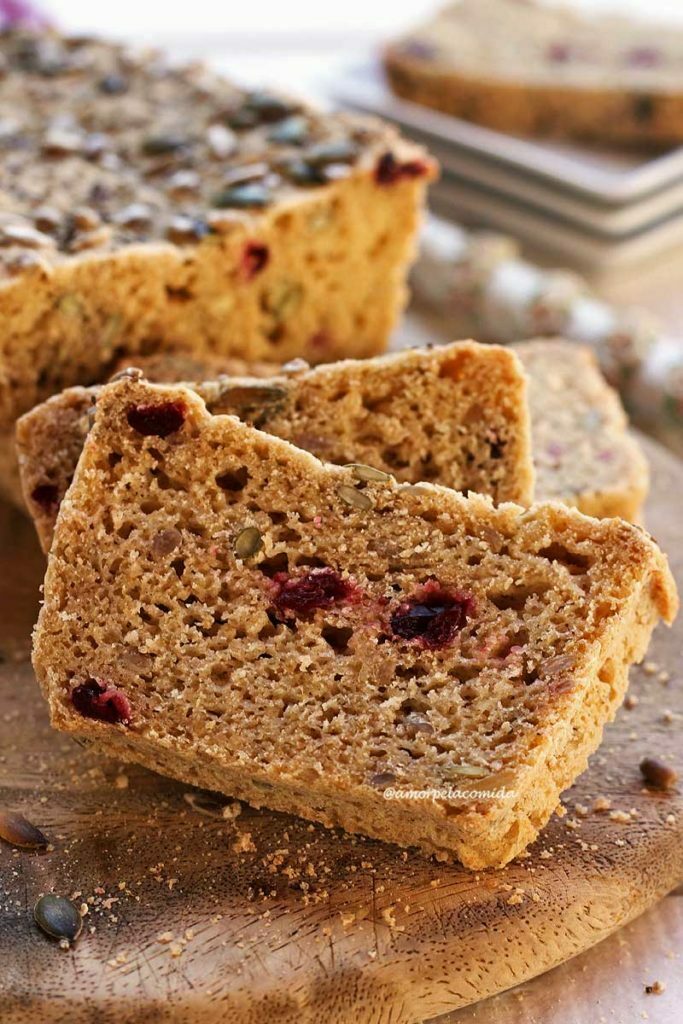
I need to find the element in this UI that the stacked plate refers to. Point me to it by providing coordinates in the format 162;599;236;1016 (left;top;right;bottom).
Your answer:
331;58;683;271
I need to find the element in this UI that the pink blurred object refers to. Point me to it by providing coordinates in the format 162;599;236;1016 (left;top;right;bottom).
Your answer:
0;0;50;29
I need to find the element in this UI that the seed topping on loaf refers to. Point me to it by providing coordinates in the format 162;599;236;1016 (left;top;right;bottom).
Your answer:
0;29;430;274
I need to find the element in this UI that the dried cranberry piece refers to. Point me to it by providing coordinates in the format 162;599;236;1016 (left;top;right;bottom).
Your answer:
390;582;473;649
31;483;60;512
241;241;269;281
375;151;430;186
273;567;356;618
126;400;186;437
71;678;131;725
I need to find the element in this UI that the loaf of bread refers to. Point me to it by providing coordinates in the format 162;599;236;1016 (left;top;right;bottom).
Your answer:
32;377;677;869
16;338;648;554
384;0;683;145
0;28;434;435
17;341;535;552
516;340;649;521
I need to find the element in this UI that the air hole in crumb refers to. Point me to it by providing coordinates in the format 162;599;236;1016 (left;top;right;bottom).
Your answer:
382;447;409;470
171;558;185;578
537;543;591;574
395;664;428;679
523;664;540;686
140;499;162;515
117;521;135;539
108;452;122;467
258;552;289;578
278;528;301;543
295;555;327;569
489;584;549;611
321;624;353;652
152;468;186;492
258;621;278;640
400;697;429;714
216;466;249;492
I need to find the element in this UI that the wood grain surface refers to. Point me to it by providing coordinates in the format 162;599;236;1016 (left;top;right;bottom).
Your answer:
0;436;681;1024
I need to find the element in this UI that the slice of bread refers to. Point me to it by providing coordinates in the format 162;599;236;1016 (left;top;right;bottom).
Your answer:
17;341;535;552
515;340;649;521
32;377;677;869
385;0;683;145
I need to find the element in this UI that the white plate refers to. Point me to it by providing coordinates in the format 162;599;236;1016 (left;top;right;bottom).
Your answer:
430;178;683;271
331;58;683;207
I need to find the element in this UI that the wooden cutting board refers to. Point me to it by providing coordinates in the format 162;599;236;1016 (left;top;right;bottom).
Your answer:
1;436;681;1024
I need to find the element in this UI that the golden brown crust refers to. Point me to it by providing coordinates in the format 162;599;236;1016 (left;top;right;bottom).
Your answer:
32;378;677;868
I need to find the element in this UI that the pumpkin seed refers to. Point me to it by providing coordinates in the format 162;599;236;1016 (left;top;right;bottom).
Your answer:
451;764;489;778
244;91;297;122
212;183;272;209
141;134;187;156
268;116;309;146
235;526;263;559
304;139;359;167
370;772;396;788
183;791;225;818
264;280;303;320
338;485;373;511
57;294;83;317
345;463;391;483
34;895;82;944
217;383;288;418
0;811;48;850
278;158;326;187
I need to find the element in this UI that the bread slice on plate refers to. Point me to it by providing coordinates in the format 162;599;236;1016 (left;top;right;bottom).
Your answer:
17;341;535;552
32;377;677;869
384;0;683;145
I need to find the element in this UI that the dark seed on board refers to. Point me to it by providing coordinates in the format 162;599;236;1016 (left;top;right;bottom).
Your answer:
0;811;48;850
640;757;678;790
34;895;82;944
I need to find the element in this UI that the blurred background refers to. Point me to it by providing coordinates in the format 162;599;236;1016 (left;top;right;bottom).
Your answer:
46;0;683;86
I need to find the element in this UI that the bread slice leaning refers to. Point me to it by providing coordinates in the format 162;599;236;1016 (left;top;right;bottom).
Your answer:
32;378;677;869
